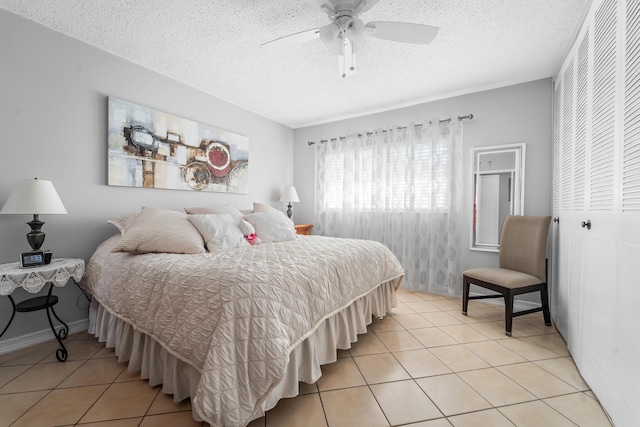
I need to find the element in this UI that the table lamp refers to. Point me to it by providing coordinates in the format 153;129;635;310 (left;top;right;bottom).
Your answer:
279;185;300;219
0;178;68;250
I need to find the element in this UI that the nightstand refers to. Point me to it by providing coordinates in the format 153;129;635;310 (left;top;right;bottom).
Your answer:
294;224;313;235
0;258;85;361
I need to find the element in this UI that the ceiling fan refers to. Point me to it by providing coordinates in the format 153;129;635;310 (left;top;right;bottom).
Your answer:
261;0;439;78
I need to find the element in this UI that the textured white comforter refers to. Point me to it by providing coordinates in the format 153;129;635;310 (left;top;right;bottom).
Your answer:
82;234;404;426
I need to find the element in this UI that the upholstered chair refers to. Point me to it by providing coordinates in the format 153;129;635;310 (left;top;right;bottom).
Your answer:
462;215;552;336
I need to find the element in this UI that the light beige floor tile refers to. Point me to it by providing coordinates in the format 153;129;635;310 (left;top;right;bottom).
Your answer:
496;337;561;361
12;384;108;427
498;362;578;398
140;411;202;426
429;299;462;311
406;301;442;313
410;327;458;348
299;381;318;394
416;374;491;416
524;334;570;356
76;418;144;427
420;311;462;326
448;409;515;427
534;357;589;390
348;331;388;356
430;345;491;372
70;331;96;341
0;364;31;388
544;392;613;426
444;310;485;324
320;386;389;427
397;292;429;303
468;321;510;340
470;306;505;322
115;367;144;383
317;357;366;391
510;319;551;338
40;339;105;362
393;349;452;378
80;380;159;423
371;379;442;425
337;349;350;358
415;292;454;302
0;341;59;366
58;357;127;388
353;353;410;384
390;302;416;315
0;390;48;426
376;330;424;351
92;346;117;359
584;390;597;399
403;419;452;427
392;313;434;329
498;400;576;427
266;393;327;427
0;360;83;393
457;368;536;406
463;341;526;366
440;324;491;344
370;315;404;332
147;392;192;415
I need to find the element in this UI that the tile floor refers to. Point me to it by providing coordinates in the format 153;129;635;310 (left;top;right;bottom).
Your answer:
0;288;613;427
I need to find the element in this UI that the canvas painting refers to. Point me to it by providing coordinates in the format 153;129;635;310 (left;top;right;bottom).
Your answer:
107;97;249;193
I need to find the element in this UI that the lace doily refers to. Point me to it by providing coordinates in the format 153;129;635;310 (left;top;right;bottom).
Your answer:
0;258;85;295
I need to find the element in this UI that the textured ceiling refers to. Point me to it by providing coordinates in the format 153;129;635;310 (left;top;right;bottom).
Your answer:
1;0;589;128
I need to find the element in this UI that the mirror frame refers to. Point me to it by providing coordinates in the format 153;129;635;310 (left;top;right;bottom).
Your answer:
469;142;526;252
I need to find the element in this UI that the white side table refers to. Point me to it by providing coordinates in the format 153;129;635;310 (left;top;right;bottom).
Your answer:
0;258;85;361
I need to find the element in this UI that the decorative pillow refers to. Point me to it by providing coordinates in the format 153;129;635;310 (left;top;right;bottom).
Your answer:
112;206;205;254
253;202;285;216
107;210;140;234
244;212;296;243
185;204;244;225
188;214;249;250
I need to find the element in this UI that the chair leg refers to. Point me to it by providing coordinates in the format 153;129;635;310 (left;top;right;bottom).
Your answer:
462;276;470;315
540;285;552;327
505;291;514;337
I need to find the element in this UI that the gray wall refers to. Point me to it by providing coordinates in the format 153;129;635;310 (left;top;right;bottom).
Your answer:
293;79;553;290
0;10;294;341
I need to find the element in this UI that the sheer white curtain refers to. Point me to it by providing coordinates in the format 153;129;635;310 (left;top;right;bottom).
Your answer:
314;120;463;295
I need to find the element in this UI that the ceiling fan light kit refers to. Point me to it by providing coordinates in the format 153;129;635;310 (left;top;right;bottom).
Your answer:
262;0;439;78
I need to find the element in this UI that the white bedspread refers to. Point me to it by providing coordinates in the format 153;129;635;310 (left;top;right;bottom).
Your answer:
81;234;404;426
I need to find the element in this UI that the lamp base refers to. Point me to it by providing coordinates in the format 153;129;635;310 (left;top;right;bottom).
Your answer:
26;214;46;251
286;203;293;219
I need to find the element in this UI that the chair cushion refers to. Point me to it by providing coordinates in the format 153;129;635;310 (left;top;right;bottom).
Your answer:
463;267;542;289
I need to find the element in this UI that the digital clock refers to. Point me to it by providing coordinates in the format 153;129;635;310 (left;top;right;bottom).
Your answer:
20;251;45;268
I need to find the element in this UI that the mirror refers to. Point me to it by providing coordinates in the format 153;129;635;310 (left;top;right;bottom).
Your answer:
470;143;525;252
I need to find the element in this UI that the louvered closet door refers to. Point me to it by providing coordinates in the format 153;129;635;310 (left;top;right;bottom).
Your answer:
617;0;640;420
552;0;640;424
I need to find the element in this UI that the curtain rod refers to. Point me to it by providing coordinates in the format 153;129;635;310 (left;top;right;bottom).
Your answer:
307;114;473;146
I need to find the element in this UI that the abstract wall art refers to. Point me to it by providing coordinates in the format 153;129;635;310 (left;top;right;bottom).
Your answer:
107;97;249;193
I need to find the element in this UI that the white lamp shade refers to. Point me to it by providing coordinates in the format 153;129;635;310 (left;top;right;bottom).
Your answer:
279;185;300;203
1;178;67;215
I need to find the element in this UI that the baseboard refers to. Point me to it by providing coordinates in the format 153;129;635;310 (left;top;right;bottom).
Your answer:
468;291;542;312
0;318;90;356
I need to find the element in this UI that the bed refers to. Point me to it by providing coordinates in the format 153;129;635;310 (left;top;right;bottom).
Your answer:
80;206;404;427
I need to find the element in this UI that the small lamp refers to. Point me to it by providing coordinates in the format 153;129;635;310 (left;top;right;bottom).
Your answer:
279;185;300;219
0;178;67;250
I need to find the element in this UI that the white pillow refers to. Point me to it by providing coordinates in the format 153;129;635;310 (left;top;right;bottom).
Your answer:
188;214;249;250
244;212;296;243
184;204;244;225
112;206;205;254
253;202;285;216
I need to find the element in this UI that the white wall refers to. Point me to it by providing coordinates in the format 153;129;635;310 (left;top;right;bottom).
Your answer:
0;10;294;341
293;79;553;290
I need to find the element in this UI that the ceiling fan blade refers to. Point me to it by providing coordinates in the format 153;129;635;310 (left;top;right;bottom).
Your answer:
365;21;439;44
261;28;320;50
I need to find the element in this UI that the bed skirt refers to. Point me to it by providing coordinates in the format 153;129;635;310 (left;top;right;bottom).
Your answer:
88;280;397;424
